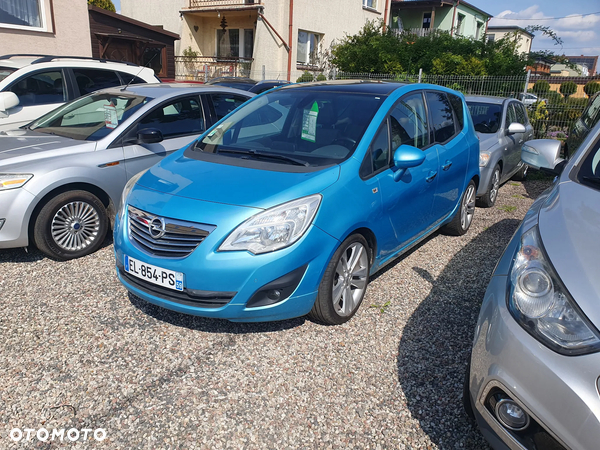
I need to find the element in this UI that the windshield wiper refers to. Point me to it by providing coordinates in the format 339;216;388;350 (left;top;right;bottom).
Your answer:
582;175;600;187
217;148;310;167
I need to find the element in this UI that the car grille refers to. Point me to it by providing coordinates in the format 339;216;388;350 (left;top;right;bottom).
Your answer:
128;205;216;258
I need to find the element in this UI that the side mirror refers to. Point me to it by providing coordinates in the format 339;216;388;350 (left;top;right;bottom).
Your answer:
521;139;563;173
0;91;19;114
507;122;526;135
393;145;426;182
137;128;163;144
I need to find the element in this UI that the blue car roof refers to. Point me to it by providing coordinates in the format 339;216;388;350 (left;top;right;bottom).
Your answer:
280;80;408;96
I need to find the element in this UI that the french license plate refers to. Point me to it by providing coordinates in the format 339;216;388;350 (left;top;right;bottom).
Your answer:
124;255;183;291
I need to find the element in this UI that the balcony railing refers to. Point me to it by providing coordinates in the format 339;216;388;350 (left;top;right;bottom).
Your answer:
175;56;253;81
187;0;260;9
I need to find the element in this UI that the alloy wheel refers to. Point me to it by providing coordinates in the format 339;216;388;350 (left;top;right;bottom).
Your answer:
332;242;369;317
460;184;476;230
51;201;101;251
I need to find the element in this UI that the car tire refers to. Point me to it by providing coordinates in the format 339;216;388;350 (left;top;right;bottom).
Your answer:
512;163;528;181
309;233;370;325
33;190;108;261
442;180;476;236
477;164;501;208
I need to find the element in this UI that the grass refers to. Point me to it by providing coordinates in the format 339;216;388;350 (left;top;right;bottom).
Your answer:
512;194;525;199
370;300;391;314
509;182;520;186
499;205;517;213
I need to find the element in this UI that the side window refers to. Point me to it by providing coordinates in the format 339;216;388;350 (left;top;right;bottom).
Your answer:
371;121;390;173
211;94;248;120
119;72;147;86
9;70;65;106
72;69;122;95
514;102;527;125
448;93;465;130
582;95;600;129
390;92;429;150
426;91;456;144
137;96;204;139
505;103;517;128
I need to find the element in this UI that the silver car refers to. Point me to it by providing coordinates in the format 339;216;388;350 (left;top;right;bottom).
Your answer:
0;84;252;260
466;96;534;207
465;123;600;449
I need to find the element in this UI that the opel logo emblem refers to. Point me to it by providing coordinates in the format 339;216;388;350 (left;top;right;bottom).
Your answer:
149;217;166;239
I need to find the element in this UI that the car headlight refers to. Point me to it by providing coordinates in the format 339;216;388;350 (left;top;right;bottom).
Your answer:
118;169;148;220
479;151;491;167
508;226;600;355
219;194;322;254
0;173;33;191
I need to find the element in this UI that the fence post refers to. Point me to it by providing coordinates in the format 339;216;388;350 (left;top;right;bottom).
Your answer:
523;69;531;95
418;68;422;83
204;65;208;83
262;65;266;80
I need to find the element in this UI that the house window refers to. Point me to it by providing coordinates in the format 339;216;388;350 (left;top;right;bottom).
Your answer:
422;12;432;29
487;34;495;43
297;30;321;65
362;0;376;8
456;14;465;35
0;0;46;31
475;21;483;39
217;28;254;59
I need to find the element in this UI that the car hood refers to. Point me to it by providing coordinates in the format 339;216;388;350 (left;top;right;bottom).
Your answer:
538;180;600;326
138;151;341;210
476;132;499;152
0;129;94;167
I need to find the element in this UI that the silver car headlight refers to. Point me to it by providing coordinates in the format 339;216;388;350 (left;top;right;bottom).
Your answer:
118;169;148;220
479;151;491;167
0;173;33;191
508;226;600;355
219;194;321;254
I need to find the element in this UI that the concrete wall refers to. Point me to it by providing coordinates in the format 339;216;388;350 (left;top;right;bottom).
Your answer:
486;29;532;54
121;0;185;54
0;0;91;56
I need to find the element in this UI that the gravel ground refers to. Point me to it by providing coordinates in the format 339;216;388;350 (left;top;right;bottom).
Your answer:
0;176;552;449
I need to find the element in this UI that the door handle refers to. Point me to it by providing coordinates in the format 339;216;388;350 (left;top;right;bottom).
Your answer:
426;171;437;182
442;160;452;171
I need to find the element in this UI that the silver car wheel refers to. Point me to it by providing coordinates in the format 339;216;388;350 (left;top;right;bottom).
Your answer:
490;169;500;203
461;184;476;230
51;201;101;251
332;242;369;317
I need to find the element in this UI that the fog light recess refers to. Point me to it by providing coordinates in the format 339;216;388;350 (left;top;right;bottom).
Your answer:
495;398;530;431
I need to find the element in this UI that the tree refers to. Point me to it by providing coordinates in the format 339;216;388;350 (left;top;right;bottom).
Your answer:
88;0;116;12
559;81;577;98
532;80;550;95
584;81;600;97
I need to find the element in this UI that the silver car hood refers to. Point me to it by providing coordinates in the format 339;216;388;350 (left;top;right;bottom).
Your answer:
538;180;600;327
0;129;95;168
475;133;498;152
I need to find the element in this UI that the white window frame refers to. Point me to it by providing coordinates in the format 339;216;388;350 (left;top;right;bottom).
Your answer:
362;0;377;9
456;13;465;35
0;0;48;32
475;21;483;40
296;30;321;66
215;28;254;59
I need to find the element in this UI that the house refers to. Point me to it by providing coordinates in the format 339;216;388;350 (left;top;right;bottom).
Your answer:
486;26;533;54
0;0;91;56
88;5;180;79
389;0;491;39
564;55;598;76
121;0;392;81
550;63;589;77
528;56;555;76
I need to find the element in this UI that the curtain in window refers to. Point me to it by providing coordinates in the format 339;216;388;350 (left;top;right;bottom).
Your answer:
297;31;308;64
0;0;42;27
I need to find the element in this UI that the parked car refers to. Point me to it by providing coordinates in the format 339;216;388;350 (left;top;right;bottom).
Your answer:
0;84;253;260
518;92;547;107
0;55;161;131
114;81;480;324
466;96;534;207
206;77;290;94
564;91;600;159
465;123;600;449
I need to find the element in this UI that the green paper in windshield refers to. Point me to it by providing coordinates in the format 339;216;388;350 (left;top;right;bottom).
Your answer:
301;101;319;142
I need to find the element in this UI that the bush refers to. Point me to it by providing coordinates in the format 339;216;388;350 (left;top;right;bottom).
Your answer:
296;71;314;82
88;0;116;12
533;80;550;95
316;74;327;81
559;81;577;98
584;81;600;97
545;90;563;105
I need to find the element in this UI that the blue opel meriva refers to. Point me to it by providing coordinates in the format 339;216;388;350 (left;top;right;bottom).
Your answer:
114;81;480;324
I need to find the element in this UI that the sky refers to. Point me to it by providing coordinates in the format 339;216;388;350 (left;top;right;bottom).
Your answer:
112;0;600;59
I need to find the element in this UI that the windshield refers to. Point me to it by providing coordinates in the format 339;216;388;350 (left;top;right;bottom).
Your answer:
195;89;385;167
467;102;502;134
0;67;16;82
29;92;150;141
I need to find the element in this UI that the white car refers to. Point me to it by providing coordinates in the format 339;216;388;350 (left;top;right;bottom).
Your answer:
518;92;547;107
0;55;160;131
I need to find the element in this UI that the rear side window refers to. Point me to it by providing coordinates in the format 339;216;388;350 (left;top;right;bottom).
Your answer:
447;93;464;130
119;72;147;86
8;70;65;106
426;91;456;143
210;93;249;120
73;68;121;95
